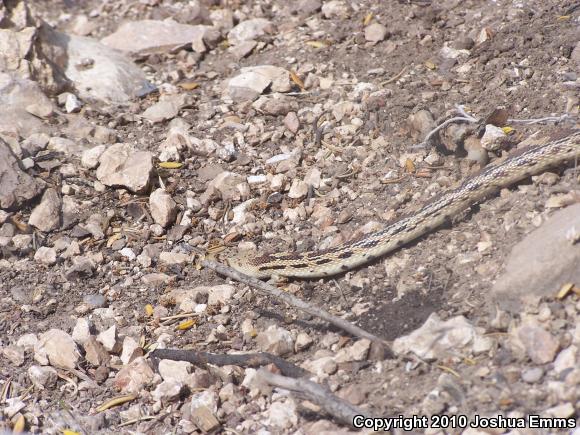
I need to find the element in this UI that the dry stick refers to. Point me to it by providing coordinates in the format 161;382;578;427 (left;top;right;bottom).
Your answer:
258;369;373;425
202;259;391;351
150;348;308;378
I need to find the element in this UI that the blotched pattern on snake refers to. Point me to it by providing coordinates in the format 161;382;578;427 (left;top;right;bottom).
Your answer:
225;130;580;279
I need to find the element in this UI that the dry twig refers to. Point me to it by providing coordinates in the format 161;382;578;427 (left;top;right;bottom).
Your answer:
201;259;391;351
149;348;308;378
258;369;373;425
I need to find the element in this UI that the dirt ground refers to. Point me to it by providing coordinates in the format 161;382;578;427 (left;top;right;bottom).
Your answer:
1;0;579;433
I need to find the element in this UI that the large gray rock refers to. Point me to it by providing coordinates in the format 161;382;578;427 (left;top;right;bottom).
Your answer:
0;72;53;137
491;204;580;311
0;138;44;210
101;19;219;54
38;24;154;103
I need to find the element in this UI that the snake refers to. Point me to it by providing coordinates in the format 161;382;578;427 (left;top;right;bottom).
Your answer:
225;129;580;279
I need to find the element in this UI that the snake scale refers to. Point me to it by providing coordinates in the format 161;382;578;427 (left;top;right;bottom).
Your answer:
225;129;580;279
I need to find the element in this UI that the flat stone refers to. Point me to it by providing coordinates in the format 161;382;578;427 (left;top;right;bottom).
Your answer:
514;322;559;364
34;246;57;265
365;23;388;43
28;188;61;232
0;138;44;211
227;71;271;102
142;94;188;123
35;329;80;369
96;143;154;194
227;18;273;45
114;356;154;393
101;20;218;54
491;204;580;312
81;144;106;169
149;189;178;227
256;325;294;356
393;313;491;361
39;25;155;103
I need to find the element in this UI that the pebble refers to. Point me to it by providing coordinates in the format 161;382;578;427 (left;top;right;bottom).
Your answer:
521;367;543;383
227;18;272;45
28;365;58;389
35;329;80;369
34;246;57;265
256;325;295;356
515;322;558;364
28;188;61;232
365;23;388;43
149;188;178;227
96;143;154;194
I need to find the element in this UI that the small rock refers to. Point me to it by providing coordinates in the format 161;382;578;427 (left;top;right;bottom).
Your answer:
288;179;309;199
142;94;188;123
158;360;192;384
256;325;295;356
28;365;58;389
295;332;314;352
114;357;155;393
544;402;575;418
408;110;435;139
227;71;272;102
480;124;507;151
284;112;300;134
2;345;25;366
159;251;190;266
227;18;273;45
120;336;140;365
521;367;543;383
515;322;559;364
149;189;178;227
264;399;298;429
393;314;490;361
152;379;183;403
35;329;80;369
334;339;371;363
553;345;577;374
321;0;351;19
29;188;61;232
365;23;388;43
71;318;92;344
97;325;119;353
64;93;83;113
34;246;57;265
491;204;580;311
83;336;111;367
21;133;50;156
81;145;107;169
96;143;154;194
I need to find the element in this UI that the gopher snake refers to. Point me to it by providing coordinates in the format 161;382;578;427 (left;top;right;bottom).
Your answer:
226;130;580;279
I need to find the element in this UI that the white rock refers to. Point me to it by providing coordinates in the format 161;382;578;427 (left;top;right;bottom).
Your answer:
207;284;236;305
227;71;271;102
96;143;154;194
120;336;140;365
158;360;192;383
321;0;350;19
119;247;136;260
152;379;183;403
256;325;294;356
114;356;154;393
81;145;106;169
553;345;577;374
480;124;506;151
97;325;119;353
28;365;58;389
334;339;371;363
393;314;486;361
16;333;38;351
149;188;178;227
65;93;82;113
227;18;272;44
34;246;57;265
159;251;190;266
142;94;187;123
264;399;298;429
29;188;61;232
295;332;314;352
241;65;291;93
71;318;92;344
288;179;309;199
35;329;80;369
365;23;388;43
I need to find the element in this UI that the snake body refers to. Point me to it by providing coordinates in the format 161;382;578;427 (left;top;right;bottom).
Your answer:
226;130;580;279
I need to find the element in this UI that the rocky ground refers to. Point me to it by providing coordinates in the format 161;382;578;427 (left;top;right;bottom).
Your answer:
0;0;579;433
